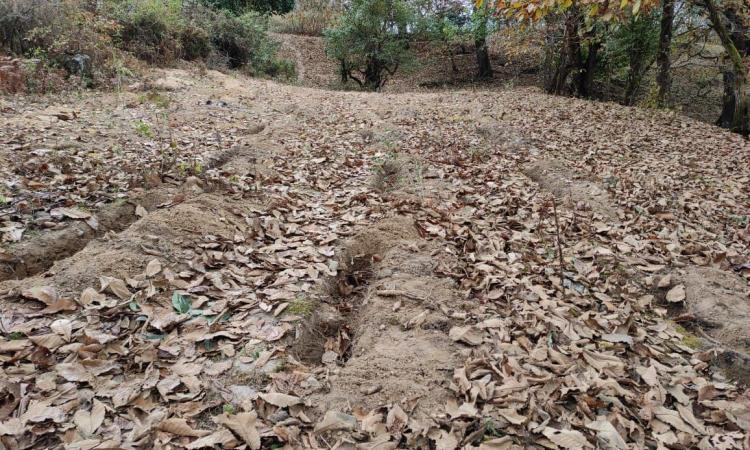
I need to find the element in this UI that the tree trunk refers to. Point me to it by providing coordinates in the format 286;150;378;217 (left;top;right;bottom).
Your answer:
364;58;382;91
704;0;749;135
577;39;600;98
717;70;750;135
475;36;492;79
473;2;493;79
340;59;348;84
547;10;581;95
656;0;675;107
624;49;645;105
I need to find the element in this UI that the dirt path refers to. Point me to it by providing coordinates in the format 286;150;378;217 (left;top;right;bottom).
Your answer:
1;69;749;449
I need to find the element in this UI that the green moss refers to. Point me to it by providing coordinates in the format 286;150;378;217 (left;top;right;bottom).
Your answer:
674;324;703;350
285;297;317;317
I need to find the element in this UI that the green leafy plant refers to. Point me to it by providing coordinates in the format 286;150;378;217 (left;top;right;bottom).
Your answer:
172;291;192;314
134;120;154;138
324;0;416;90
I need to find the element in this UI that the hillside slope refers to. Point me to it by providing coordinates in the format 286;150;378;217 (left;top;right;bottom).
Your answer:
0;68;749;449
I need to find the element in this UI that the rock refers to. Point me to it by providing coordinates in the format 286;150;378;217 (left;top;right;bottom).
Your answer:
360;384;382;395
228;385;257;402
267;409;290;424
64;54;91;77
321;351;339;365
261;359;284;374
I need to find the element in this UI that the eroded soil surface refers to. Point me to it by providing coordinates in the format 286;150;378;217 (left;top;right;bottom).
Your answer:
1;68;750;449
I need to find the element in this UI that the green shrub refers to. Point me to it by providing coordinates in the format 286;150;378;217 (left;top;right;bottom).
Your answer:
115;0;185;64
203;0;294;14
0;0;127;90
180;23;212;60
324;0;415;90
209;10;292;76
0;0;57;54
269;0;339;36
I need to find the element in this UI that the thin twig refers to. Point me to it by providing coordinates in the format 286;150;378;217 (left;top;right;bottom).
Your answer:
552;197;565;297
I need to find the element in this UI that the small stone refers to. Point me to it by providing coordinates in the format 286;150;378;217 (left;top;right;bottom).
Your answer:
229;385;257;402
321;351;338;365
360;384;382;395
268;409;290;423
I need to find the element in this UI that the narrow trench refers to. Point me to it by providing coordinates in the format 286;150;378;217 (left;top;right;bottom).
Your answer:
0;145;244;283
292;247;378;366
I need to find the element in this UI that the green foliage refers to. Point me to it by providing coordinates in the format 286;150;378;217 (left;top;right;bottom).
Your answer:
324;0;416;90
0;0;56;55
286;296;317;317
269;0;340;36
203;0;294;14
1;0;292;91
171;291;192;314
599;12;661;103
134;120;154;138
113;0;185;63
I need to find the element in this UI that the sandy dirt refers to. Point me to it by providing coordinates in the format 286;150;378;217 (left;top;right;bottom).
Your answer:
1;66;750;449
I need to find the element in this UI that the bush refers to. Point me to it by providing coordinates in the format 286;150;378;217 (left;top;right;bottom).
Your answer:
0;0;57;55
115;0;184;64
269;0;339;36
208;10;293;77
324;0;415;90
180;23;212;60
0;0;293;91
0;0;127;90
203;0;294;14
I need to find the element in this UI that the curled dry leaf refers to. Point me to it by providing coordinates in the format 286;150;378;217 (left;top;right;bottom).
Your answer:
145;258;162;278
541;427;592;448
448;325;484;346
666;284;686;303
215;412;261;449
313;411;357;434
158;417;212;437
258;392;301;408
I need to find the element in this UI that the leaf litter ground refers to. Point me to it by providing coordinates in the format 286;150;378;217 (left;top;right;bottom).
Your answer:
0;69;749;449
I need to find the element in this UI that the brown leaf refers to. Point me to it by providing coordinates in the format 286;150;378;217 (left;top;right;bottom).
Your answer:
73;400;106;436
146;259;162;278
99;276;131;300
541;428;592;448
158;417;211;437
313;411;357;434
21;286;57;305
666;284;686;303
448;325;484;346
215;412;261;449
258;392;301;408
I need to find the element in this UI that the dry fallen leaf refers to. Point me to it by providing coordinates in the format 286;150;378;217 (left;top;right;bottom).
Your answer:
215;412;261;449
666;284;686;303
449;325;484;346
541;427;592;448
258;392;301;408
73;400;106;436
158;417;211;437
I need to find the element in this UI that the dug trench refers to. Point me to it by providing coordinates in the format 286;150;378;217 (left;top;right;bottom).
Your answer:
0;144;282;301
0;142;261;283
290;215;475;443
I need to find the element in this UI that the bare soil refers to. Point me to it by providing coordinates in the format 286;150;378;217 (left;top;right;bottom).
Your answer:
1;63;749;449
